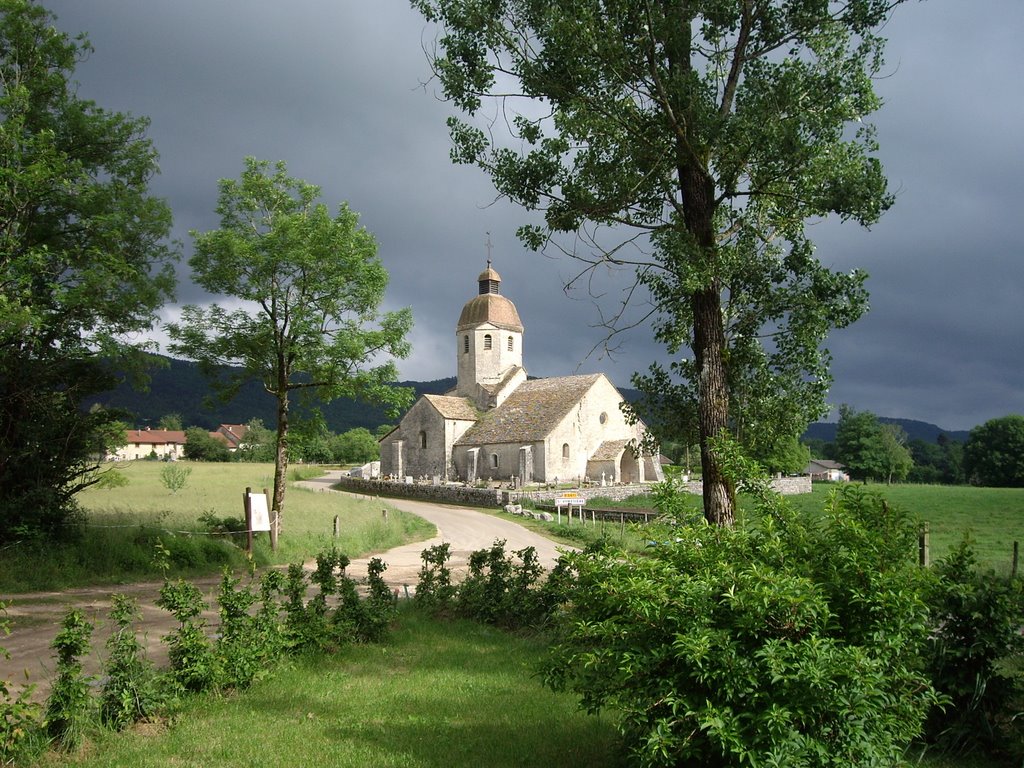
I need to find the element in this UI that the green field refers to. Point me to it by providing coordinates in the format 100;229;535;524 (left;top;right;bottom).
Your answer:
779;483;1024;575
0;462;435;592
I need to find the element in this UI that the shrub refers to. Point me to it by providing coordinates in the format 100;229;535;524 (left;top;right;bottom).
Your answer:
156;579;218;694
100;594;159;729
455;540;548;629
414;543;456;611
1;603;43;764
45;609;95;750
542;485;940;767
924;539;1024;758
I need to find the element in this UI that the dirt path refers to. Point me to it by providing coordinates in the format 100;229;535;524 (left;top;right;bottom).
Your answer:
0;472;567;701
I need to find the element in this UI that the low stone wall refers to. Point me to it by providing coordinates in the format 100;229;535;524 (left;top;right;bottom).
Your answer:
335;473;811;509
335;476;505;507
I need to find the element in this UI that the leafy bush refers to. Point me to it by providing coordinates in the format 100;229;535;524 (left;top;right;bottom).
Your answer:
414;543;456;611
45;609;95;750
157;579;218;694
100;594;159;729
455;540;548;629
924;539;1024;758
1;603;43;764
542;485;941;767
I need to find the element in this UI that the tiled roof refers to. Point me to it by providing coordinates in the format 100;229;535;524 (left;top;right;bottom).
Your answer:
423;394;479;421
455;374;602;445
125;429;187;444
589;438;634;461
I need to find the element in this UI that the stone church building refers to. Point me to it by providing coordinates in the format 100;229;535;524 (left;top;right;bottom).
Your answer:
379;264;662;486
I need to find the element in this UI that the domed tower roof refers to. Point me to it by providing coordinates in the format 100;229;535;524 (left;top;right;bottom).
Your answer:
457;262;523;332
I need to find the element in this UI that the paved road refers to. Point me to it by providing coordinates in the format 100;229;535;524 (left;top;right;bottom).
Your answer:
0;473;568;700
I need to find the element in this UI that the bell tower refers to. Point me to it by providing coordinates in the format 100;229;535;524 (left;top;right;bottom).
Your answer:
455;262;524;407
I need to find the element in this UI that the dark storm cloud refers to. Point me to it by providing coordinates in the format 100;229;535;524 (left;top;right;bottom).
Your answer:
42;0;1024;432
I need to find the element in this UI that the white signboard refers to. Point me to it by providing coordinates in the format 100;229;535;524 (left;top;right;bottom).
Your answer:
249;492;271;532
555;494;584;508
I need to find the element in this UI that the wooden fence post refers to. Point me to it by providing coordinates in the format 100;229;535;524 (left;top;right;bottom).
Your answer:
918;522;930;568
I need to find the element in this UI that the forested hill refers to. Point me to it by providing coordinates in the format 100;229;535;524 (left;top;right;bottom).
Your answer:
83;356;458;431
85;356;970;442
803;419;971;445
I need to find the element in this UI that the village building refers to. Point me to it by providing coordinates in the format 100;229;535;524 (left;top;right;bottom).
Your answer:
113;429;188;461
379;264;662;485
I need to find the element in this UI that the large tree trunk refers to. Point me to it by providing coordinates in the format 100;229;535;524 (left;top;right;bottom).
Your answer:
691;286;735;526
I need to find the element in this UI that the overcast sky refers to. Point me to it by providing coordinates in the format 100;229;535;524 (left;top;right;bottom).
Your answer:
43;0;1023;432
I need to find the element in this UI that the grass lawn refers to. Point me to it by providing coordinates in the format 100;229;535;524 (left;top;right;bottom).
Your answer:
53;610;622;768
780;483;1024;575
0;463;435;592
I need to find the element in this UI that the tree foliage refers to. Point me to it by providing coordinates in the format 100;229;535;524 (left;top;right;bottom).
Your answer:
412;0;908;525
0;0;176;543
963;414;1024;488
542;483;939;766
167;158;412;525
835;405;912;484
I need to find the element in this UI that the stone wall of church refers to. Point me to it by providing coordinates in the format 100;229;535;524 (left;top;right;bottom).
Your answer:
379;399;451;480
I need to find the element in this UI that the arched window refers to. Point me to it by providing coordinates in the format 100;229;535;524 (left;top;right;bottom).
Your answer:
491;453;499;469
463;335;469;353
562;443;570;460
419;431;427;449
507;336;514;351
484;334;492;350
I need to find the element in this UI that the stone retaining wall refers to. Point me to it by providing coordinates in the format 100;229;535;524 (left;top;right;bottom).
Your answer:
335;473;811;508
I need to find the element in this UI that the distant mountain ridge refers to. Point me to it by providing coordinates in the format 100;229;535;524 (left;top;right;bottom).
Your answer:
803;418;971;444
85;356;972;441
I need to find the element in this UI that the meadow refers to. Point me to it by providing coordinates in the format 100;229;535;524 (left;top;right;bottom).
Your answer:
781;482;1024;575
45;609;622;768
0;462;435;592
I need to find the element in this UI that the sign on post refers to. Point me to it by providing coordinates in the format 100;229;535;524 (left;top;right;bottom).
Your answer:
555;492;584;524
249;492;271;532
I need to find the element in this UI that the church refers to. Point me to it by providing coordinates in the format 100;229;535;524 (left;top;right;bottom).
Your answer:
379;264;663;486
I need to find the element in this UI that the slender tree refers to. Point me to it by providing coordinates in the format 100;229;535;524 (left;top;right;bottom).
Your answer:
412;0;908;525
0;0;177;542
168;158;412;529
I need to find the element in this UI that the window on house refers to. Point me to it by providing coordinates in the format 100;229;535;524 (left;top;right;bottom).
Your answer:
419;431;427;449
507;336;514;351
562;443;570;460
484;334;492;350
599;412;608;425
463;335;469;353
491;453;499;469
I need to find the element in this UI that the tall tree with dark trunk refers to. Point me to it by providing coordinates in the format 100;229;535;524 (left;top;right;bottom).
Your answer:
0;0;177;542
411;0;906;525
168;158;412;530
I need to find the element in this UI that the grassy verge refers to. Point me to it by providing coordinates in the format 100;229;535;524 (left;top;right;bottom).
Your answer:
781;483;1024;575
0;463;435;593
52;609;622;768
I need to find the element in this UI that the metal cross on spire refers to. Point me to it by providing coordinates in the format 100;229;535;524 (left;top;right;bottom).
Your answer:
485;232;492;267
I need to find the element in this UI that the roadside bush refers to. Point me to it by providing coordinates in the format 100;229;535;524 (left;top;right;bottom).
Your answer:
45;609;95;750
542;485;940;767
157;579;218;695
924;539;1024;758
414;543;456;611
455;540;548;629
1;603;43;764
100;594;160;729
